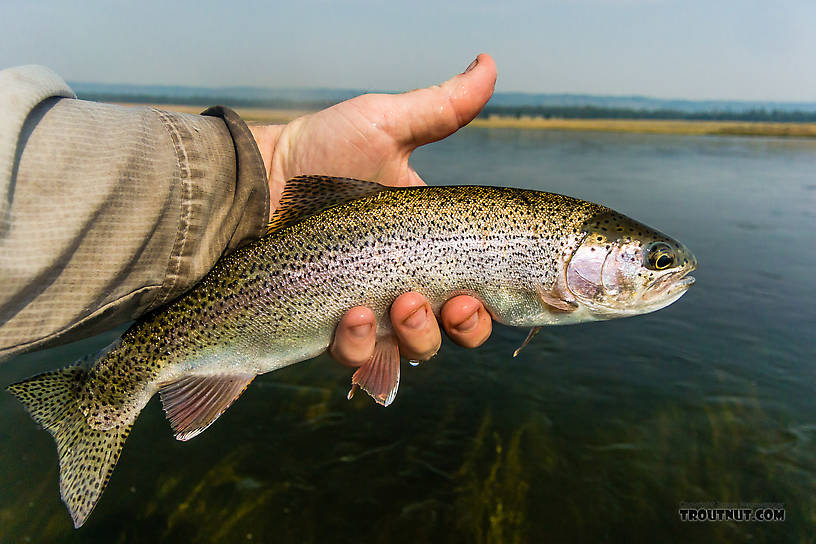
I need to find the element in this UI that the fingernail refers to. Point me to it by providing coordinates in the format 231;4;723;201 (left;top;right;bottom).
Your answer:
349;323;372;338
454;310;479;333
464;57;478;74
403;306;427;330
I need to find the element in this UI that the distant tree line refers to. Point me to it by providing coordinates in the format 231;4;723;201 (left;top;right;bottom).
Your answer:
76;92;339;111
479;105;816;123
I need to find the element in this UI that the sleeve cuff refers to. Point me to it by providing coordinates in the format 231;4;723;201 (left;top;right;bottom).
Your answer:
201;105;270;249
149;105;270;307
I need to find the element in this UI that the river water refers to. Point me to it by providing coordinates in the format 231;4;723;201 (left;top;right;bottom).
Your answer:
1;127;814;542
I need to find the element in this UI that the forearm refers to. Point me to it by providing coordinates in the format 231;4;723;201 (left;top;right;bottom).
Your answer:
0;70;268;359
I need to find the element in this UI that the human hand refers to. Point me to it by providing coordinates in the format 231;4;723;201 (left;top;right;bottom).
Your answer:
249;54;497;367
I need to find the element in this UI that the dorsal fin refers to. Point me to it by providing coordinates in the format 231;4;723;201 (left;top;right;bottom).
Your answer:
268;175;392;233
159;373;255;441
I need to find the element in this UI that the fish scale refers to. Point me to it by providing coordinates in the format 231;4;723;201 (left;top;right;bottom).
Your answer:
7;176;696;527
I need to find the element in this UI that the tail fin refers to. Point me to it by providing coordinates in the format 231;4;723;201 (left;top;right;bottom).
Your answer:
8;367;132;528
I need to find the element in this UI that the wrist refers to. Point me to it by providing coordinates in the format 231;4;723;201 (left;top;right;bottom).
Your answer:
247;123;286;218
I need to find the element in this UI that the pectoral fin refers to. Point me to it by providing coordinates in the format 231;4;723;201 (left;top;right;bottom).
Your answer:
513;327;542;357
538;290;578;313
537;280;578;313
159;374;255;441
348;335;401;407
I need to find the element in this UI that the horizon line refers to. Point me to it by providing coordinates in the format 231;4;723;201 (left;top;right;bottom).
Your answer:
65;80;816;107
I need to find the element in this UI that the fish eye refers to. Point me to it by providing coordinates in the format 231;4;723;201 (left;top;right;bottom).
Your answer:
646;243;676;270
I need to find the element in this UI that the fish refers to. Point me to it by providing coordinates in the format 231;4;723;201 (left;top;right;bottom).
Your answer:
7;175;696;527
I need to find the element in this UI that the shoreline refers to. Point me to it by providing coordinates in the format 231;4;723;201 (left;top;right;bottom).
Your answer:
470;115;816;138
119;104;816;138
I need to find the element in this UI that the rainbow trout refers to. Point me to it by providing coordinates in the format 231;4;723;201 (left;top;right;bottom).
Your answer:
8;176;696;527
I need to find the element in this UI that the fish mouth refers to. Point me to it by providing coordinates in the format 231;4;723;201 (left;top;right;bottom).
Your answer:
676;274;696;288
668;273;695;297
643;264;697;300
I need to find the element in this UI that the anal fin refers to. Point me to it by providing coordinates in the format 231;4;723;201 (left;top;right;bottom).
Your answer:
159;373;255;441
348;335;400;407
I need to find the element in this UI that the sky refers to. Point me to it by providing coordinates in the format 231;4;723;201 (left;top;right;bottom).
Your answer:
1;0;814;102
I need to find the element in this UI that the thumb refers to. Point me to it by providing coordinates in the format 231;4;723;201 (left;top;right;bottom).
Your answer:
391;53;497;149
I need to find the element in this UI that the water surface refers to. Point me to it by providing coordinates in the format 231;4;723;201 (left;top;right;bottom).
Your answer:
1;128;814;542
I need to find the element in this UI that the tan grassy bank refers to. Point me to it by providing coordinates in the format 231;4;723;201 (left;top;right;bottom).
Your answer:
123;104;816;138
470;115;816;138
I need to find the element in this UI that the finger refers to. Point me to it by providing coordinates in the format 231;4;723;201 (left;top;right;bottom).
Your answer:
330;306;376;368
389;53;497;149
390;292;442;361
440;295;493;348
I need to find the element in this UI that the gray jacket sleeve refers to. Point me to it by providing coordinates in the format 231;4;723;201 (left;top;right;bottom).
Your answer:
0;66;269;360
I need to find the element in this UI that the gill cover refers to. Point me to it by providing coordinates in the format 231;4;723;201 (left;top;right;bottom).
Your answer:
566;241;641;307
